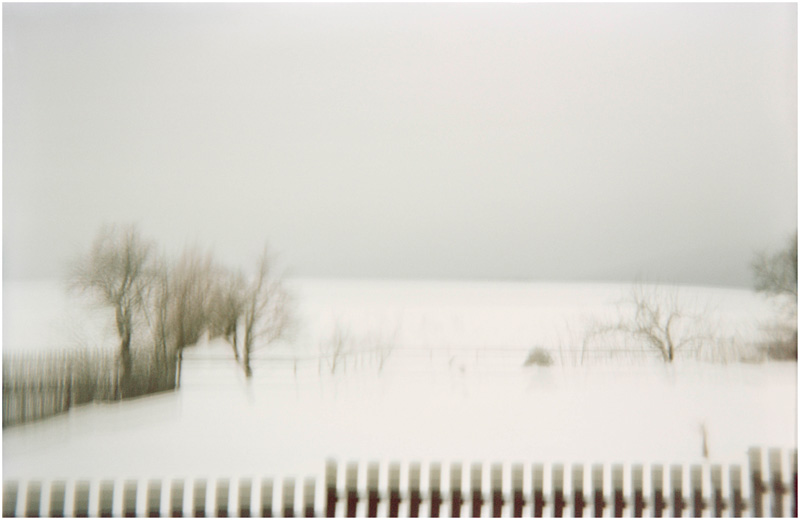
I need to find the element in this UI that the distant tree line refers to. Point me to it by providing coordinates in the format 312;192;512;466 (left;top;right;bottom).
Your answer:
71;224;292;398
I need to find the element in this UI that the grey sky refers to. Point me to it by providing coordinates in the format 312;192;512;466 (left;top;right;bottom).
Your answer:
3;3;797;286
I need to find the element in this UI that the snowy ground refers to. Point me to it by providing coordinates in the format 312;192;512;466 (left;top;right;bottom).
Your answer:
2;278;796;482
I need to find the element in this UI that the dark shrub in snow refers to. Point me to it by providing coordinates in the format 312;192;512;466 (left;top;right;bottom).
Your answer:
524;347;554;367
760;330;798;361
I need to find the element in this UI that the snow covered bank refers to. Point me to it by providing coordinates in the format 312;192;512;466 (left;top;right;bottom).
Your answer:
3;279;795;482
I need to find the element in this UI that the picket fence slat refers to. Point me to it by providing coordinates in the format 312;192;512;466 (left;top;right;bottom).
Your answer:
3;448;798;518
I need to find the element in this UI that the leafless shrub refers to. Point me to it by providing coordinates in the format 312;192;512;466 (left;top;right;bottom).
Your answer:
756;322;797;361
693;335;763;364
373;336;395;373
320;323;353;375
366;322;400;373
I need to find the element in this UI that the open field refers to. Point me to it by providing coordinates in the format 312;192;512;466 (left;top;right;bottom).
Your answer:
3;279;796;482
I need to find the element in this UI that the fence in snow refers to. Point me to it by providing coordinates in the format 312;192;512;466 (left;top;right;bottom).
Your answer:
2;447;796;518
2;351;180;428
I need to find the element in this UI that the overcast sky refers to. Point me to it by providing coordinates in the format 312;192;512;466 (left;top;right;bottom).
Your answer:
3;3;797;286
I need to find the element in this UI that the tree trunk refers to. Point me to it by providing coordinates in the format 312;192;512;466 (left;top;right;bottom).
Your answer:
243;337;252;378
230;323;240;362
119;327;133;397
175;348;183;389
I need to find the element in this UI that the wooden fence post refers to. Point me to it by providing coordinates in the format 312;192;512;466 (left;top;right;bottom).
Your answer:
303;478;316;518
192;479;207;518
651;465;665;518
388;463;401;518
611;464;624;518
282;477;295;518
592;464;605;518
147;479;163;518
490;463;504;518
572;464;586;518
553;464;565;518
170;479;185;518
670;465;685;517
98;480;114;518
470;463;484;518
325;461;337;518
24;480;41;518
710;465;724;517
261;478;273;518
429;463;442;518
631;465;644;518
215;479;229;518
49;481;66;518
768;448;785;517
511;464;525;518
690;465;705;517
238;478;251;518
4;481;19;518
409;463;421;518
450;463;463;518
730;465;744;518
532;464;545;518
366;462;379;518
345;463;358;518
792;449;798;518
749;447;765;517
38;379;44;420
73;480;90;518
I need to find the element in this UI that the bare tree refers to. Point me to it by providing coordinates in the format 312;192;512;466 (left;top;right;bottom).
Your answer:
71;224;154;396
590;283;711;363
148;254;177;389
169;247;217;352
206;268;247;362
241;246;292;377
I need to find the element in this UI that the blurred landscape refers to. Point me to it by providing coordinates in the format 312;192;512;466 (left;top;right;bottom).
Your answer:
4;276;795;482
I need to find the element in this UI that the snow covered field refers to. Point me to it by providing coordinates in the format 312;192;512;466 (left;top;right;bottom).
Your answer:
3;279;796;482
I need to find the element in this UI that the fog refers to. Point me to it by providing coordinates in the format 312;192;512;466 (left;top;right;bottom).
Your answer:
3;3;797;286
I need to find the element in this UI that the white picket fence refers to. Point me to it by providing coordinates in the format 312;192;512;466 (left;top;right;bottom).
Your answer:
3;447;796;517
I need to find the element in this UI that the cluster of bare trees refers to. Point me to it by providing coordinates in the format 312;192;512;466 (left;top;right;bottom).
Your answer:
752;231;797;311
318;322;399;375
72;224;291;397
751;230;797;359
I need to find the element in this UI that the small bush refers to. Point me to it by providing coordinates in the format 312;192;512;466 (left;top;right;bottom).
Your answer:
524;347;554;367
760;330;798;361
